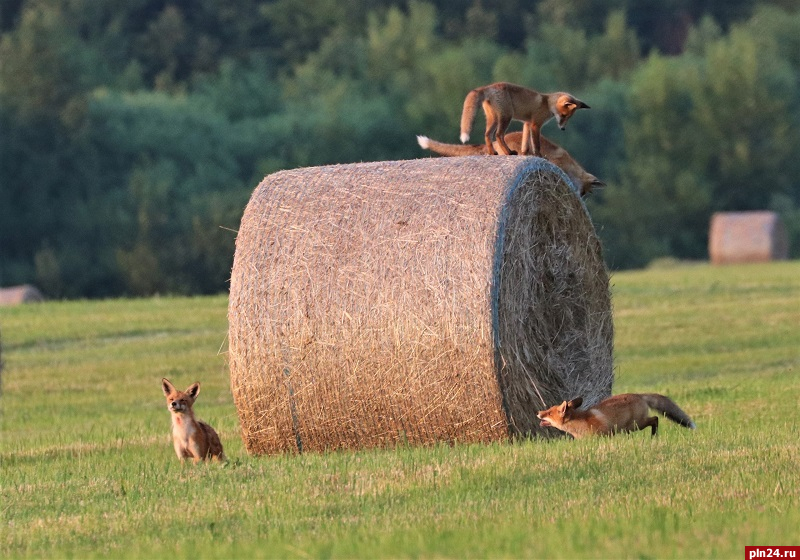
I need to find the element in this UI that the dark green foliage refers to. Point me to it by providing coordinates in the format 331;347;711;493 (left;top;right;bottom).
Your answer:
1;0;798;296
591;8;800;267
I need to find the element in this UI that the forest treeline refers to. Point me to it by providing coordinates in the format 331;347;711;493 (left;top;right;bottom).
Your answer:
2;0;799;297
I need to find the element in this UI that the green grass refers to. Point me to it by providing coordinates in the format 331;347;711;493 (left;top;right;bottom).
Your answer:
2;262;799;558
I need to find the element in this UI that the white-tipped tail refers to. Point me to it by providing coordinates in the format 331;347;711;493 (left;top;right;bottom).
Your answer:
460;88;481;144
416;135;431;149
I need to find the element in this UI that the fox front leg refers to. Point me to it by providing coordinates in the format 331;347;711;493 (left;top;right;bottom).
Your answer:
528;122;543;158
520;123;533;155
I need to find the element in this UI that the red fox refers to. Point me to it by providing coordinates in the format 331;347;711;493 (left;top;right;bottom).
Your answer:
536;393;696;439
417;132;605;197
460;82;589;158
161;378;226;463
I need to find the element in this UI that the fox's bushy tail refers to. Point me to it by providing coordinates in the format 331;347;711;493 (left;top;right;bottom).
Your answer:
417;135;487;156
642;394;696;429
460;88;484;143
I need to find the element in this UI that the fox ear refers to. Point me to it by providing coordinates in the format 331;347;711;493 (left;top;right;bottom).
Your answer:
569;397;584;409
162;378;175;396
578;100;590;109
557;400;568;414
186;382;200;400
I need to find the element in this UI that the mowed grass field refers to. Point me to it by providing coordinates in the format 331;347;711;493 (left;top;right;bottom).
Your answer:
1;262;799;558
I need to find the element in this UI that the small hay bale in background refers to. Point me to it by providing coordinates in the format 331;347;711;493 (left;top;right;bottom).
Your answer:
709;211;788;265
228;157;613;455
0;285;44;306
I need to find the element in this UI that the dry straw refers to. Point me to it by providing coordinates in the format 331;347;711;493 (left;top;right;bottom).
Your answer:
228;157;613;455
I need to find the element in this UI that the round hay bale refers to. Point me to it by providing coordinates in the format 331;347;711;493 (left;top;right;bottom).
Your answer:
0;284;44;306
709;211;788;265
229;157;613;455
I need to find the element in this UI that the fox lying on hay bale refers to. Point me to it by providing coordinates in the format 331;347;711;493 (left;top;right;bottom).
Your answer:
417;132;604;197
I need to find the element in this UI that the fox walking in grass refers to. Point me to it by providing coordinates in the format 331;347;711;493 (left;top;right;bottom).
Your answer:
537;393;696;439
162;378;226;463
460;82;589;158
417;132;605;197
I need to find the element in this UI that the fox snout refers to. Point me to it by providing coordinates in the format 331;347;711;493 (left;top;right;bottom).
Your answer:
556;98;589;130
169;400;187;412
536;411;552;427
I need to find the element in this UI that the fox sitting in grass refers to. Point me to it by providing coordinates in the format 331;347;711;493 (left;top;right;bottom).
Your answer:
537;393;696;439
161;378;226;463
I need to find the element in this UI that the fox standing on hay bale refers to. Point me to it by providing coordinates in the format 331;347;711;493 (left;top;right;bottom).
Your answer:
460;82;590;158
162;378;226;463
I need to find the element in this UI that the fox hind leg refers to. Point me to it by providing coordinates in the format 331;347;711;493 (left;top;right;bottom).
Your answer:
646;416;659;436
494;113;514;155
482;101;499;155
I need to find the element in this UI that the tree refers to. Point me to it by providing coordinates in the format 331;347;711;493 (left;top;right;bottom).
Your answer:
591;7;800;267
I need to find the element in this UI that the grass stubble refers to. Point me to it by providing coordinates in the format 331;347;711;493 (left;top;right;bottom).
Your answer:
1;262;798;558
